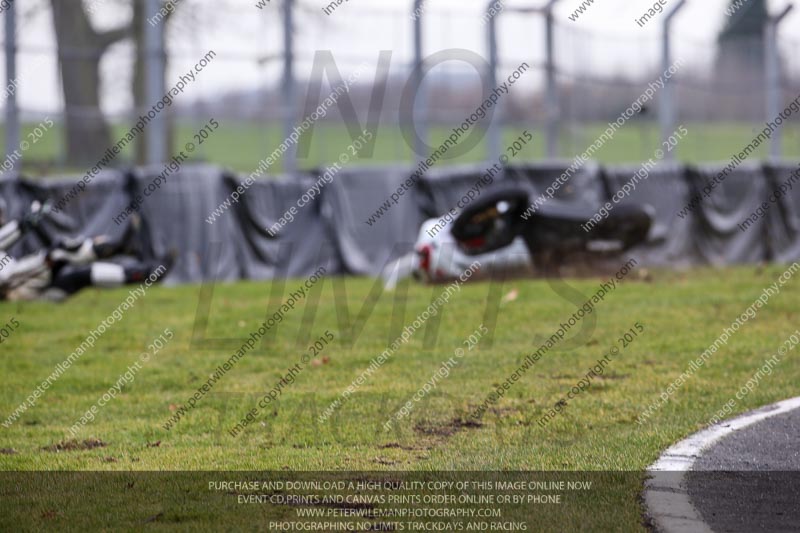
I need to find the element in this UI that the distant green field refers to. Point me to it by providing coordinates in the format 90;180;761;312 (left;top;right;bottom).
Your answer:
5;120;800;177
1;266;799;530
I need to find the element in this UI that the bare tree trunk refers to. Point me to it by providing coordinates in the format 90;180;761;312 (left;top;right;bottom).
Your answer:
49;0;130;165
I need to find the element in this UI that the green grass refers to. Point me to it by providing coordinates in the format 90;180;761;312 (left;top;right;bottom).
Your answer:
0;266;799;529
8;121;800;177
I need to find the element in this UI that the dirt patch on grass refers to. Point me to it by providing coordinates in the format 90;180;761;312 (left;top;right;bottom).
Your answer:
486;406;518;418
42;438;108;452
143;512;164;524
367;418;482;465
0;448;18;455
379;414;487;464
379;442;433;452
599;373;629;381
414;417;484;438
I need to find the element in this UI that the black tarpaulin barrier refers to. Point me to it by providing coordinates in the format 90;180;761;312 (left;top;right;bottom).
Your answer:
129;164;243;284
0;173;44;257
601;163;700;267
320;165;426;276
688;162;770;265
2;170;134;258
415;161;605;218
48;170;132;243
503;160;606;208
234;171;343;280
764;162;800;263
2;161;800;284
416;163;504;218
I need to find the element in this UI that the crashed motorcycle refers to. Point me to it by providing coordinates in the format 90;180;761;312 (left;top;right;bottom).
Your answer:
449;186;653;273
382;185;652;288
0;199;171;301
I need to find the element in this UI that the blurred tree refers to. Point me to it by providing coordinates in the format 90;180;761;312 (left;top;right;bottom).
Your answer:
48;1;178;165
49;0;131;164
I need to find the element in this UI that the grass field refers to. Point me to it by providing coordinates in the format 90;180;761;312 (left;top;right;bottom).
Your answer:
1;265;799;529
7;120;800;177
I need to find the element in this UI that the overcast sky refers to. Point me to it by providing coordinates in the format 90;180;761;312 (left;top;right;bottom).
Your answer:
7;0;800;115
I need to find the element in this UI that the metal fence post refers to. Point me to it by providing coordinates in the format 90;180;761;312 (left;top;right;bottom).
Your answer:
144;0;167;165
544;0;560;160
492;2;557;162
544;0;561;159
282;0;297;173
660;0;687;163
486;0;501;161
4;2;19;171
765;4;794;161
412;0;427;161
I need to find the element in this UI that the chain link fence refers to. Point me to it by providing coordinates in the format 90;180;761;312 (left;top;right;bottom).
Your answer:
1;0;799;177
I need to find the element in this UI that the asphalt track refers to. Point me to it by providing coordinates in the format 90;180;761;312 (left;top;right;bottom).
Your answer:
686;406;800;532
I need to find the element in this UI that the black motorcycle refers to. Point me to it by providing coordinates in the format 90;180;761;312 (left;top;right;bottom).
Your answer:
450;186;652;273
